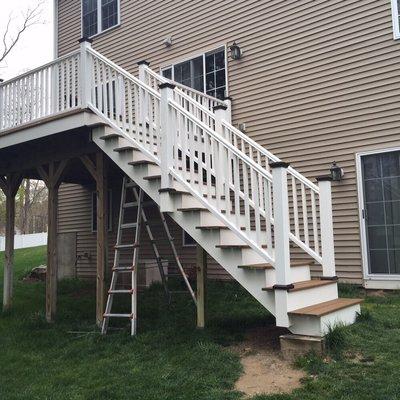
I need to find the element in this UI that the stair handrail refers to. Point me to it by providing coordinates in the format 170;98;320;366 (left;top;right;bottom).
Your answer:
141;64;226;112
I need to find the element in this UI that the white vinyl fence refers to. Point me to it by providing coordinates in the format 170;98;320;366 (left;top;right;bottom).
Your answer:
0;232;47;251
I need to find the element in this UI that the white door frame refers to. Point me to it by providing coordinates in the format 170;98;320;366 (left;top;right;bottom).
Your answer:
356;147;400;281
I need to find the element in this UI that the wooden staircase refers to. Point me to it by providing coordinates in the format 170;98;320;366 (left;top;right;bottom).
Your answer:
0;39;363;337
93;127;362;337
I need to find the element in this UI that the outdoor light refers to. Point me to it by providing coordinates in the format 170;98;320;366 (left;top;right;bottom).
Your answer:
330;161;344;181
163;35;173;47
230;41;242;60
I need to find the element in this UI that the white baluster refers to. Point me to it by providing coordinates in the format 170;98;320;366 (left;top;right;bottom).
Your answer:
317;176;336;279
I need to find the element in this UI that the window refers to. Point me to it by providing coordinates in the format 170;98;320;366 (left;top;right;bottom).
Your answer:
91;190;113;232
82;0;120;38
161;48;227;100
391;0;400;39
183;230;196;247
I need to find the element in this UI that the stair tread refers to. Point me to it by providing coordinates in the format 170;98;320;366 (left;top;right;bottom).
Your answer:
128;160;157;166
195;225;229;230
114;146;137;152
216;244;250;249
288;298;363;317
262;279;336;292
143;174;161;181
239;260;315;270
177;207;207;212
99;133;123;140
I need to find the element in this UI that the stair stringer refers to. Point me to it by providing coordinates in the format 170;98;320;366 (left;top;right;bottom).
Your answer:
92;126;277;315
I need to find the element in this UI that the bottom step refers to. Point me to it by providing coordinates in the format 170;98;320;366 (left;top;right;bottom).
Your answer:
288;298;363;337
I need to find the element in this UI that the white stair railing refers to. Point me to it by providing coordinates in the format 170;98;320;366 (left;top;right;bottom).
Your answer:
0;50;81;131
0;41;336;280
141;65;333;271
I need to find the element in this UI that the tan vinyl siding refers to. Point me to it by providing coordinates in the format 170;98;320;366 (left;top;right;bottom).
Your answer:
57;0;400;284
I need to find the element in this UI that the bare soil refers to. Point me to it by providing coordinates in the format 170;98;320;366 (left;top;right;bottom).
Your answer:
232;326;306;397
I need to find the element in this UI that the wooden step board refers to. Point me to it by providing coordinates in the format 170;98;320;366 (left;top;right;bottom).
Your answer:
288;298;363;317
262;279;336;292
239;260;315;270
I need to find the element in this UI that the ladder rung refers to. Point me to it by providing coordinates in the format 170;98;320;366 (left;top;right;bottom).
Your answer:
108;289;134;294
115;244;139;249
103;313;133;318
123;202;138;208
113;266;134;272
121;223;137;229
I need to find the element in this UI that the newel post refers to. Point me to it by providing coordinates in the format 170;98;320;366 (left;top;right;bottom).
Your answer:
270;161;292;327
222;96;233;124
159;82;175;212
317;176;336;279
78;37;93;108
137;60;150;127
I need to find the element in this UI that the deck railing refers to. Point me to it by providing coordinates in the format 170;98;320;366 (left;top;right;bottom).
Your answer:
0;40;336;282
0;50;81;131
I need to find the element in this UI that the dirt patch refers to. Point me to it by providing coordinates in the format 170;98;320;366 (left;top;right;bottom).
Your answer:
232;327;306;397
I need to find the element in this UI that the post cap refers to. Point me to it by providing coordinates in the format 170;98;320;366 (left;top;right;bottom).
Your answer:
137;60;150;66
316;175;333;182
223;96;233;101
213;104;228;111
78;37;93;44
159;82;176;90
269;161;290;169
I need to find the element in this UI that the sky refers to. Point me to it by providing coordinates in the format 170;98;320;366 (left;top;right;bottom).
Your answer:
0;0;54;80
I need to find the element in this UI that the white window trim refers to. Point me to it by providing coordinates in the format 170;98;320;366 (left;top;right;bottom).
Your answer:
91;189;113;232
356;146;400;282
81;0;121;39
391;0;400;39
182;230;196;247
160;45;229;97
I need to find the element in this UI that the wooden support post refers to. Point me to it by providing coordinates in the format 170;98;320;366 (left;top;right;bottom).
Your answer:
196;244;207;329
0;174;22;311
96;153;108;327
37;160;68;322
80;152;108;327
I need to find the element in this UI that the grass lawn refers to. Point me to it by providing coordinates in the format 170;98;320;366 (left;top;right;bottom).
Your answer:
0;246;400;399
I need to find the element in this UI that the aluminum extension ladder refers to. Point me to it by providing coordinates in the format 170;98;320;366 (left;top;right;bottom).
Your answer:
101;177;196;336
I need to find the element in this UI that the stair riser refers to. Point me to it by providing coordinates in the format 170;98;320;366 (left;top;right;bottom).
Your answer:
219;229;267;246
180;195;208;210
265;265;310;286
241;248;269;265
287;283;338;312
288;303;361;337
131;150;154;163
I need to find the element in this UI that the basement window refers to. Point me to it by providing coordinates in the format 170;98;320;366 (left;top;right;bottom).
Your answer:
91;190;113;232
391;0;400;39
183;231;196;247
161;48;228;100
82;0;120;38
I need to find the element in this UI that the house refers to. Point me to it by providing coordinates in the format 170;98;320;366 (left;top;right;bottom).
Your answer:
4;0;400;337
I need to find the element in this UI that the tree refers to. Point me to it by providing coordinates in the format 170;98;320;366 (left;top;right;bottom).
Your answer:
0;1;44;65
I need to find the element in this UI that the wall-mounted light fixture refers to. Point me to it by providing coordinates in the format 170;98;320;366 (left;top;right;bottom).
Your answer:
163;35;173;47
230;41;242;60
330;161;344;181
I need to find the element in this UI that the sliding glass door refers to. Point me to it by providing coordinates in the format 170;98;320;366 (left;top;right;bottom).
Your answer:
360;150;400;275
